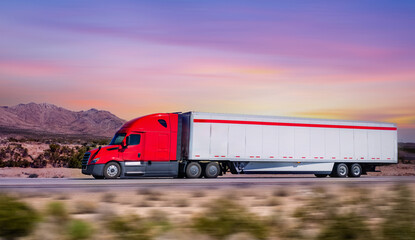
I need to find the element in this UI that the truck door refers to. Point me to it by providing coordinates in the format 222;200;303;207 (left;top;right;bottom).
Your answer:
121;133;145;175
145;132;175;176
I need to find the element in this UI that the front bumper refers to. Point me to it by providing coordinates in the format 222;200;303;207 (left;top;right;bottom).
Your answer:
82;164;105;176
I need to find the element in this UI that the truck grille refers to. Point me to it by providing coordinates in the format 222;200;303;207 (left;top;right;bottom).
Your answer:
82;152;91;167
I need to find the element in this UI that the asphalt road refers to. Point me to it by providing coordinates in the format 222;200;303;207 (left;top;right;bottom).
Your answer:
1;176;414;192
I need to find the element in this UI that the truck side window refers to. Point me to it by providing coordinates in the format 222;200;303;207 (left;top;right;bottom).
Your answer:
158;119;167;128
129;134;141;145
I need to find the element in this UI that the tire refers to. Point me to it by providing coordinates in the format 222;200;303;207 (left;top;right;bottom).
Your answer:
334;163;348;178
314;174;328;178
103;162;121;179
93;175;104;179
185;162;202;178
204;162;220;178
348;163;362;178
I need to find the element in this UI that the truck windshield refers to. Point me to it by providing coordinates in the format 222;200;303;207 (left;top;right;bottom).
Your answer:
109;133;126;145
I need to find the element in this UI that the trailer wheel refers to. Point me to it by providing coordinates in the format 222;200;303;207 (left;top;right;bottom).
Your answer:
103;162;121;179
333;163;348;178
185;162;202;178
205;162;220;178
93;175;104;179
314;174;328;178
348;163;362;178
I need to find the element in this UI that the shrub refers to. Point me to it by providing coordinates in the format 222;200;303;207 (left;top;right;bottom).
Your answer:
0;195;40;240
108;215;152;240
74;201;97;214
66;219;93;240
316;212;372;240
381;185;415;240
28;173;39;178
46;201;69;223
273;188;289;197
192;198;268;240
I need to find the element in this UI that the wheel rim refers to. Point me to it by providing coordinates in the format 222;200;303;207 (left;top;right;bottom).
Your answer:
189;165;199;176
339;166;347;176
353;166;360;175
107;165;118;177
208;165;218;176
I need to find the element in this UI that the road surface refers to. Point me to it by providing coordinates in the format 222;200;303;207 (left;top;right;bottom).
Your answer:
1;176;414;192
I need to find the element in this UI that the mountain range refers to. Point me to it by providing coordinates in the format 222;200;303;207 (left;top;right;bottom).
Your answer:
0;103;126;137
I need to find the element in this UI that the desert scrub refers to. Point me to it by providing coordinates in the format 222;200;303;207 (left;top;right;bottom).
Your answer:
101;192;116;203
273;188;289;197
316;212;372;240
73;201;97;214
66;219;93;240
46;201;69;223
108;214;171;240
0;194;40;240
293;188;338;225
192;198;268;240
381;185;415;240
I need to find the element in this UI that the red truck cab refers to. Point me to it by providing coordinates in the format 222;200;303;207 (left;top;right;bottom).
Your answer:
82;113;181;179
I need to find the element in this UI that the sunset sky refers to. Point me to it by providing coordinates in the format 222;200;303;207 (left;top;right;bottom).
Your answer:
0;1;414;141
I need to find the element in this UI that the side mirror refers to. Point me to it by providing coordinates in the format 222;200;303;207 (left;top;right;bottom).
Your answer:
124;136;130;148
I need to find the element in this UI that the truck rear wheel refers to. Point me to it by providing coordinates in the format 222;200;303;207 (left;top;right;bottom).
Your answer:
348;163;362;178
204;162;220;178
332;163;348;178
104;162;121;179
185;162;202;178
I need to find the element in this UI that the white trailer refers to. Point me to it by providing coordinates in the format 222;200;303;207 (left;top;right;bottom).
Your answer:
184;112;397;177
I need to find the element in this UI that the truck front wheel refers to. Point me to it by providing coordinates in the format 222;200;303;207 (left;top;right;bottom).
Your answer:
205;162;220;178
104;162;121;179
185;162;202;178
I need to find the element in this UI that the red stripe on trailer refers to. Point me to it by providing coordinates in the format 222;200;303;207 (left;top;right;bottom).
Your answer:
283;156;287;158
195;155;200;157
332;157;336;159
349;157;352;159
221;156;225;157
302;157;306;159
236;156;240;158
270;156;274;158
256;156;260;158
194;119;397;131
387;158;391;159
250;156;254;158
314;157;318;159
214;155;219;157
344;157;347;159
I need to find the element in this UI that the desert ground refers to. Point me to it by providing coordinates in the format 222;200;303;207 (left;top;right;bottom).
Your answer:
1;180;414;240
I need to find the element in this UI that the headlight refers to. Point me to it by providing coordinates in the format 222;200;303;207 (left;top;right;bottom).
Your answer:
91;158;100;164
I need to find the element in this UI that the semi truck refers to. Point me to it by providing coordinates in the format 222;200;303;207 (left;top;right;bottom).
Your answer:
81;112;397;179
